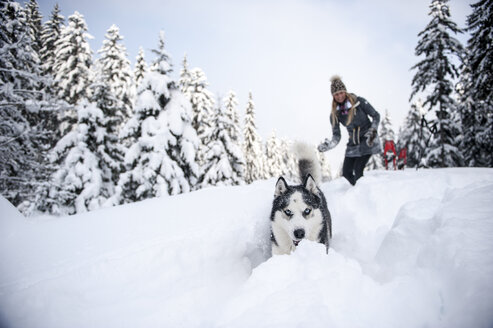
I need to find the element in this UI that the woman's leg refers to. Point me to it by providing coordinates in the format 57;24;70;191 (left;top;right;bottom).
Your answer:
342;156;357;185
353;154;371;184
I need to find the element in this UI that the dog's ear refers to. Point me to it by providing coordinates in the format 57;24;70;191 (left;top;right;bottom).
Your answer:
303;174;319;195
274;177;289;197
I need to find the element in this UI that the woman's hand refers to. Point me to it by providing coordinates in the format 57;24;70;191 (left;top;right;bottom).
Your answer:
318;138;336;152
365;128;377;147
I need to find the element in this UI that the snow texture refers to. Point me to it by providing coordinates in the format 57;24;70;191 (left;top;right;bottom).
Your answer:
1;168;493;328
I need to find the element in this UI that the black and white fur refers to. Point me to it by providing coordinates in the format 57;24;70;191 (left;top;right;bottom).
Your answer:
270;142;332;255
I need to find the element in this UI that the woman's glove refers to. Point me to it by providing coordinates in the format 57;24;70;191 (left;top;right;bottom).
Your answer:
318;138;337;152
365;128;377;147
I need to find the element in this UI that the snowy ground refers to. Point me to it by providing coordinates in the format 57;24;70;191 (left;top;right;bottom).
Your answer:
1;168;493;328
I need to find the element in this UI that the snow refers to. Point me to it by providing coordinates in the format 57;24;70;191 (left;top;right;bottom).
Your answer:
1;168;493;328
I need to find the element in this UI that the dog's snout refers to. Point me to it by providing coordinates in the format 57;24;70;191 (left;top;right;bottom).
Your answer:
294;228;305;239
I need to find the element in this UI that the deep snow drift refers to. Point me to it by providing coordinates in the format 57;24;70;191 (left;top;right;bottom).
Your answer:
1;168;493;328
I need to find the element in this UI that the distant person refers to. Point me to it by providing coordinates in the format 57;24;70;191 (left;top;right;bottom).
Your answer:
318;75;381;185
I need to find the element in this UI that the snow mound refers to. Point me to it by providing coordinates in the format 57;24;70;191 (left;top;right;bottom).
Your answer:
1;168;493;328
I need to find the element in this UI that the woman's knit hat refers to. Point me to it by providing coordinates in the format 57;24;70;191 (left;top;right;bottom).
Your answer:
330;75;347;95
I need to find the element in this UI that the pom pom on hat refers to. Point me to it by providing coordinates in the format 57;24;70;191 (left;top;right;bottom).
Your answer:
330;75;347;95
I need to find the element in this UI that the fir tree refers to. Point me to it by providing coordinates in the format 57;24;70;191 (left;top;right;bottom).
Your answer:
397;101;431;168
0;0;42;91
47;71;125;215
223;91;242;143
89;73;126;186
410;0;464;168
97;24;134;127
264;130;283;179
459;0;493;167
53;10;93;136
200;100;244;187
182;66;216;171
243;92;264;183
114;31;199;204
458;60;481;167
279;138;296;180
222;91;245;184
465;0;493;105
366;154;384;170
368;109;396;170
379;109;396;143
0;0;56;212
24;0;42;55
49;99;117;214
134;46;147;86
179;54;191;94
39;3;64;79
183;67;216;138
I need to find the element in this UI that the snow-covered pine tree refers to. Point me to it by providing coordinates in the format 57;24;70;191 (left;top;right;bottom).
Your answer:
459;0;493;167
397;102;431;168
183;66;216;133
90;73;126;186
366;109;395;170
53;11;93;104
264;130;283;179
223;91;242;144
0;0;58;213
24;0;42;55
243;92;264;183
49;98;118;214
222;90;245;184
181;66;216;172
53;11;93;134
457;59;482;167
200;99;244;187
0;0;36;205
39;3;64;79
97;24;134;125
366;153;385;170
379;109;396;143
465;0;493;105
0;0;42;90
279;138;296;180
134;46;147;86
47;57;127;215
114;31;200;204
179;54;191;94
410;0;464;168
28;102;70;216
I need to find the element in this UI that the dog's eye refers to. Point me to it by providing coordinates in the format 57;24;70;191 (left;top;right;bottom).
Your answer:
283;209;293;217
303;208;311;215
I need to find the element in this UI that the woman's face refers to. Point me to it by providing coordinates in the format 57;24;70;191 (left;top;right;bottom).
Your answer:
333;91;346;104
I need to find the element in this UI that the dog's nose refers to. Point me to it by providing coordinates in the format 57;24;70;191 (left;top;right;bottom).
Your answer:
294;229;305;239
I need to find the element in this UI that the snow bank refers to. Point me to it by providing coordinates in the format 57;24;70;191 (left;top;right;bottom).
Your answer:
376;178;493;327
1;168;492;328
217;169;493;328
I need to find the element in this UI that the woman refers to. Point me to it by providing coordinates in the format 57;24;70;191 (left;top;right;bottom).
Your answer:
318;75;381;185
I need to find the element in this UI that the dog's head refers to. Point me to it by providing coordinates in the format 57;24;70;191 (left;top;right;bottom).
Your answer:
271;175;324;247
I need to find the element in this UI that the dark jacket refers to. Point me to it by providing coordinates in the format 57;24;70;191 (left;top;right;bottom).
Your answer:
331;94;381;157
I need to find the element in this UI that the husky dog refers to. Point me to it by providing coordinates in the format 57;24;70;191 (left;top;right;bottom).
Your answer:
270;142;332;255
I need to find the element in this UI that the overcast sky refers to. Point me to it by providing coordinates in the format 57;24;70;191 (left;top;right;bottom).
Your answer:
37;0;471;170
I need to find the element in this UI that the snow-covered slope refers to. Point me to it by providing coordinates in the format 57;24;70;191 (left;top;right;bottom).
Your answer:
1;168;493;328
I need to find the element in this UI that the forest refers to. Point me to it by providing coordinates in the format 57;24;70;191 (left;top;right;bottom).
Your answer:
0;0;491;216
